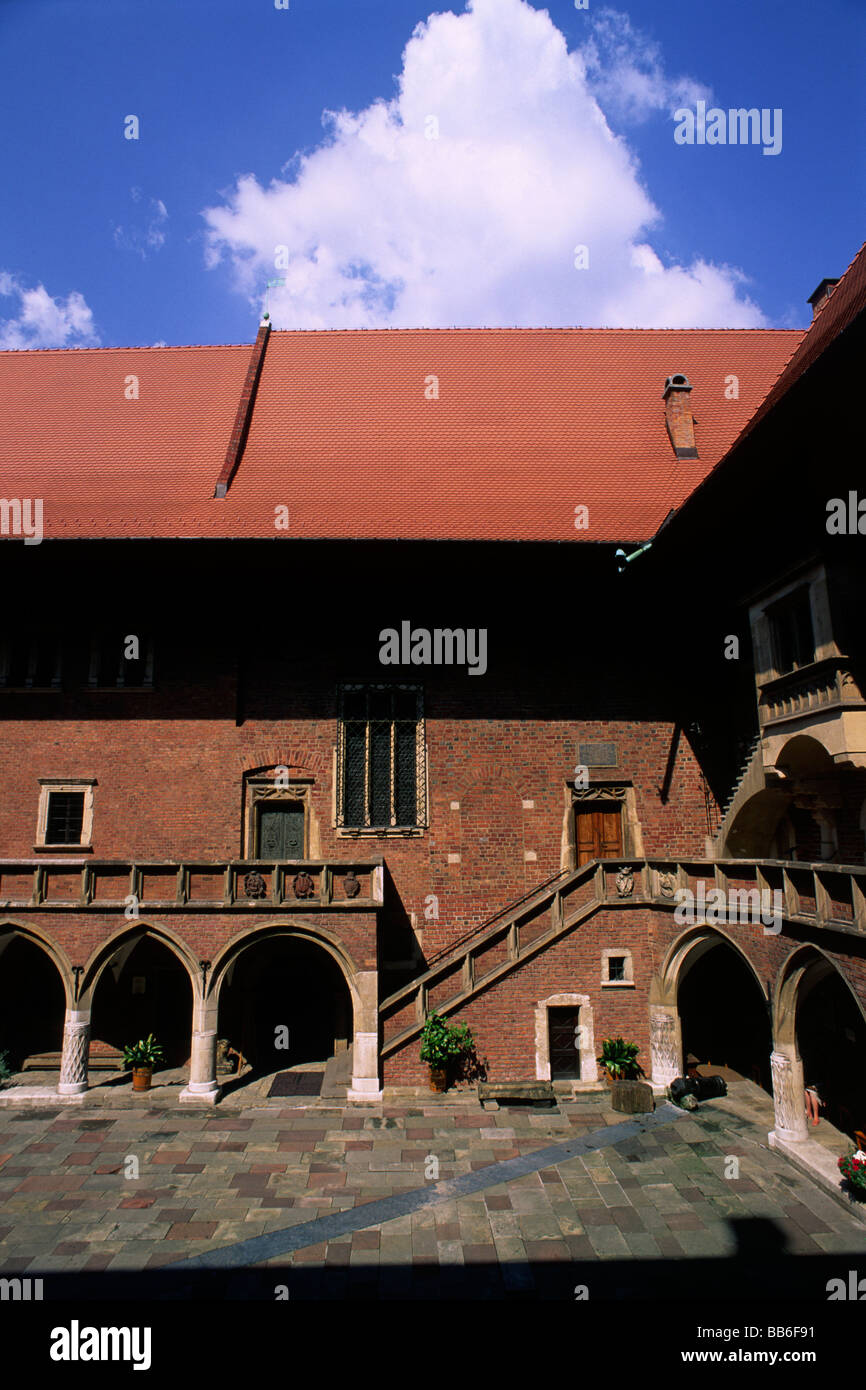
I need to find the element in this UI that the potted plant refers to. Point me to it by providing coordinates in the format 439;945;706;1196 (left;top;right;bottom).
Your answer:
838;1150;866;1202
419;1012;475;1092
123;1034;164;1092
597;1037;645;1083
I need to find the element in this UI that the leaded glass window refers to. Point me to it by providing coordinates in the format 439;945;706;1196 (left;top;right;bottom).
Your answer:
337;686;425;830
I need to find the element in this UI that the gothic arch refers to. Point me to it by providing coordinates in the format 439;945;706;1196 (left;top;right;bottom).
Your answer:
653;923;768;1011
209;920;360;1076
649;924;770;1090
207;919;361;1012
773;944;866;1049
78;920;200;1009
0;919;75;1005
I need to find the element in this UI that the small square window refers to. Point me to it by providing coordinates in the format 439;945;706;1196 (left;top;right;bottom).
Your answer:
46;792;85;845
601;948;633;987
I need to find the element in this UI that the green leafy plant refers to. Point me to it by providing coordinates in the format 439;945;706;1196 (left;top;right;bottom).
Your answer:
838;1152;866;1192
0;1049;12;1085
597;1037;645;1080
122;1034;164;1070
419;1012;475;1071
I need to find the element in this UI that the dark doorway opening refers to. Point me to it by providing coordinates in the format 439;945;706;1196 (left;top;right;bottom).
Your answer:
91;937;192;1068
548;1006;581;1080
798;970;866;1138
0;936;65;1069
218;936;351;1076
679;942;772;1091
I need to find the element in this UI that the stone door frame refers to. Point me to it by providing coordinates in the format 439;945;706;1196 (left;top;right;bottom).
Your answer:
534;992;597;1085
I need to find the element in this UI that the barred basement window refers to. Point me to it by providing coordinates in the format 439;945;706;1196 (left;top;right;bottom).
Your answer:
336;685;425;830
88;632;154;689
0;634;62;690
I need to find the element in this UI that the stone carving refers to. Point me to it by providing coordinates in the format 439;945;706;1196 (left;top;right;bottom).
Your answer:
243;871;267;899
650;1009;680;1086
59;1020;90;1090
770;1050;805;1139
615;865;634;898
343;870;361;899
658;871;676;898
572;784;628;802
292;870;316;899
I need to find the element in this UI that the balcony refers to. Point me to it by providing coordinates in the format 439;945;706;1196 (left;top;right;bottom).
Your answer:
0;858;384;912
758;656;865;729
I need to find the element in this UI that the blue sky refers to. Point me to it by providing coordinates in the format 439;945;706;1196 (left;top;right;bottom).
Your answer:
0;0;863;348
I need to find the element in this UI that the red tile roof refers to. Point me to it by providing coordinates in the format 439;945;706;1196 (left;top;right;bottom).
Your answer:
0;327;801;543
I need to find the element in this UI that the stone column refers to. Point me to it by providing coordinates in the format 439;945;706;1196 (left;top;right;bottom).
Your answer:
649;1006;682;1090
179;1016;221;1105
770;1048;808;1143
58;1010;90;1096
348;970;382;1101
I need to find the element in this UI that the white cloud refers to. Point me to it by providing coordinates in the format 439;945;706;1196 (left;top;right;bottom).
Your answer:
580;7;711;125
0;273;99;349
112;192;169;258
202;0;765;329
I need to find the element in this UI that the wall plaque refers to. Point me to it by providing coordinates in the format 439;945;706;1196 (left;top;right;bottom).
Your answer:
579;742;618;767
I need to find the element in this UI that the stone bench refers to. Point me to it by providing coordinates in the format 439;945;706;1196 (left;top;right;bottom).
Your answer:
478;1080;556;1109
22;1045;125;1073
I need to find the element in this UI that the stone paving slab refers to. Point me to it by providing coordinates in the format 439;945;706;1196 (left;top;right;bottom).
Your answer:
1;1079;865;1299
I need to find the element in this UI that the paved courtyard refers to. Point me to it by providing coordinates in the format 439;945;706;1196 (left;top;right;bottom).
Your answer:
1;1079;864;1300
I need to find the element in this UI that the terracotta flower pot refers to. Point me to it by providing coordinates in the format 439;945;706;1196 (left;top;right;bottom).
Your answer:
429;1066;448;1093
132;1066;153;1092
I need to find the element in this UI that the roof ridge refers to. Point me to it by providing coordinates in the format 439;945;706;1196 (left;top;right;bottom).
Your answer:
267;325;803;335
0;342;253;356
0;328;807;356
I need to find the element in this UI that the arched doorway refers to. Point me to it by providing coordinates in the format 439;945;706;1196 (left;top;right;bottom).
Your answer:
218;934;352;1077
90;935;193;1069
677;936;772;1090
794;961;866;1138
0;933;66;1071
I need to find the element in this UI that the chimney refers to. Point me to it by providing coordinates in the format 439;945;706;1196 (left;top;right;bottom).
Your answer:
807;277;840;320
663;374;698;459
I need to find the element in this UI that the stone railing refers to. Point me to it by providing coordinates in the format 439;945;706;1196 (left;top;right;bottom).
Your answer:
0;857;384;911
380;855;866;1054
758;656;865;727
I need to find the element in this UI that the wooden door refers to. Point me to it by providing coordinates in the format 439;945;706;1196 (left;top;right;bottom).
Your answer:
257;802;305;859
575;802;623;866
549;1006;582;1080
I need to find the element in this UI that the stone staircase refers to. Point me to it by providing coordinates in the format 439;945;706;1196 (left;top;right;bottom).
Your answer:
380;854;866;1058
711;733;766;854
381;860;609;1057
